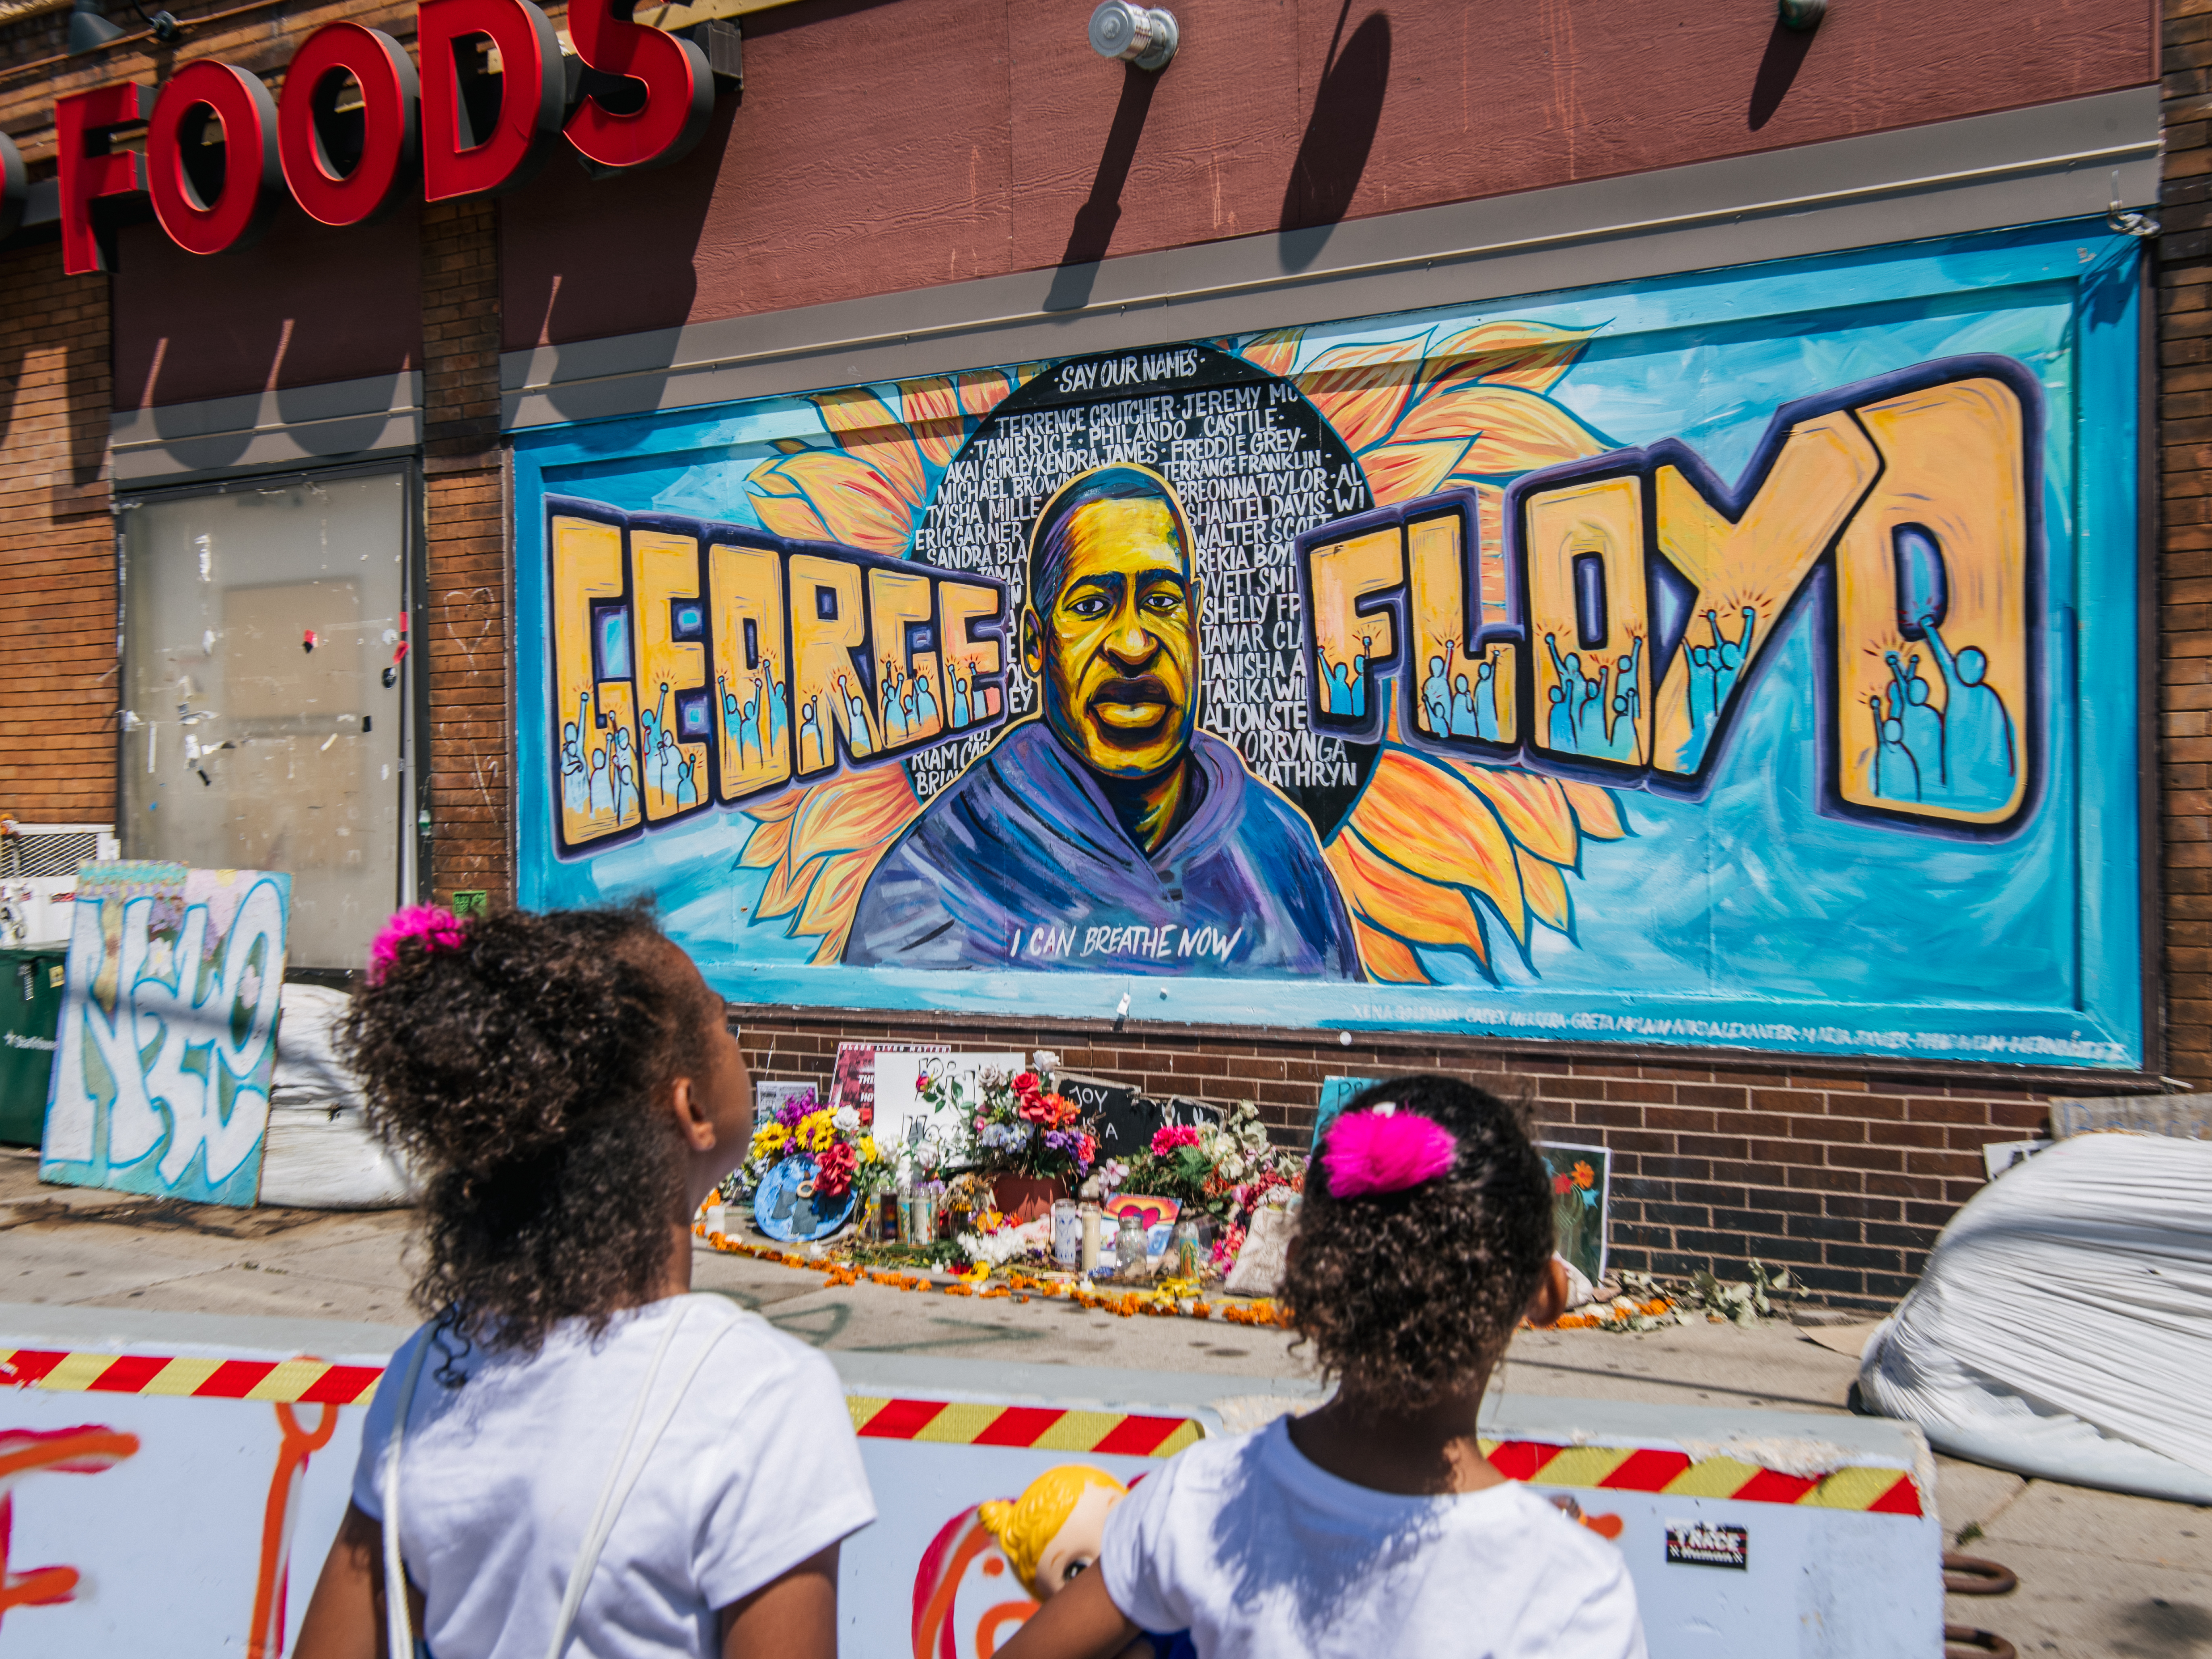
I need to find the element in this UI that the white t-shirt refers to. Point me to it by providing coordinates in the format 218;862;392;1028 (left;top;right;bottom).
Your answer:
1100;1416;1646;1659
351;1294;875;1659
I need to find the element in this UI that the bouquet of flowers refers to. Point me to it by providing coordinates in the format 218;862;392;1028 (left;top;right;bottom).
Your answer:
732;1087;888;1202
1117;1099;1293;1221
921;1066;1098;1183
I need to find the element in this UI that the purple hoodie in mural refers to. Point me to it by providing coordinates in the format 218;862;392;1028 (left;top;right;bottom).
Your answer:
842;720;1361;978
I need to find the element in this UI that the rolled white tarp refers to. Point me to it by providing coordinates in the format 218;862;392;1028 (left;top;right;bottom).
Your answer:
257;983;414;1209
1858;1130;2212;1503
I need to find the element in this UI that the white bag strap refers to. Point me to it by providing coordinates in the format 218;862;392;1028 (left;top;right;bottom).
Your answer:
377;1300;743;1659
380;1332;433;1659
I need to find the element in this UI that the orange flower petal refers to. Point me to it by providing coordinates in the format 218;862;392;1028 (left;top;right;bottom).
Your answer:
1297;339;1425;452
1359;438;1472;505
1561;780;1629;840
1326;827;1490;960
1411;384;1609;477
898;375;967;467
1418;319;1598;399
1345;749;1526;941
796;845;881;943
1240;327;1304;379
815;386;926;508
1516;844;1572;934
1349;914;1426;983
753;451;917;557
1450;764;1580;867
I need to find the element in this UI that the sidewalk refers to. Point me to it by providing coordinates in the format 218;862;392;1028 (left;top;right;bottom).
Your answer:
4;1148;2206;1655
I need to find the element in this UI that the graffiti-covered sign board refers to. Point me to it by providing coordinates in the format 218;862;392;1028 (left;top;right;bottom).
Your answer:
514;221;2143;1069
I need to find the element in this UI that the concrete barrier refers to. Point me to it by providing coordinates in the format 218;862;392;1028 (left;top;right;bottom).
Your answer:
0;1303;1940;1657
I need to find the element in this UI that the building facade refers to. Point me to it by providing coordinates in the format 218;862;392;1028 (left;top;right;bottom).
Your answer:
0;0;2180;1304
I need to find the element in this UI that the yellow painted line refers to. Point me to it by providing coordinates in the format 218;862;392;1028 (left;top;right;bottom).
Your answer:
1530;1446;1635;1489
845;1396;890;1433
1152;1420;1205;1457
912;1403;1006;1446
37;1352;120;1392
142;1357;225;1397
1661;1457;1767;1499
1799;1466;1916;1511
244;1360;332;1402
1031;1411;1123;1452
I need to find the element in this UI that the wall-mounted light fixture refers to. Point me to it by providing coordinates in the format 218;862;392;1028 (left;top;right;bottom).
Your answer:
1089;1;1177;71
68;0;181;53
1778;0;1825;31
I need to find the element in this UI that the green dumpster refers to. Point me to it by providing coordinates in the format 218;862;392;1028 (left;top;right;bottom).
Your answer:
0;946;66;1147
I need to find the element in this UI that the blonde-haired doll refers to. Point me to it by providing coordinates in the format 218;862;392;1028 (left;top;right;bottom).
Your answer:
981;1467;1178;1658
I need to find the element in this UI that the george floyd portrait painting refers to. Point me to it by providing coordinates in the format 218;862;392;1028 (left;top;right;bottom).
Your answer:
843;464;1359;977
516;221;2144;1069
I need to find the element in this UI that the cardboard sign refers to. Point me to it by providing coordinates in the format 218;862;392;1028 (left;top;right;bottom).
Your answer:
1053;1073;1218;1159
870;1050;1024;1155
827;1042;950;1132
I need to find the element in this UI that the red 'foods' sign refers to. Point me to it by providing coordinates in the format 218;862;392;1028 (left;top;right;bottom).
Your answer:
41;0;721;274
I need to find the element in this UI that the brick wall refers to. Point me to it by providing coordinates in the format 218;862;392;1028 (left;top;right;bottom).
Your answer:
730;1007;2111;1311
0;246;113;824
2165;0;2212;1089
420;197;512;905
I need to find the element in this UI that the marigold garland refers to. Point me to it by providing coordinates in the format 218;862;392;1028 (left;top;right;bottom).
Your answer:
696;1224;1292;1325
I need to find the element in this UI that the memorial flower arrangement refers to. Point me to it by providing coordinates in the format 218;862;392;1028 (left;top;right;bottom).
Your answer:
1117;1099;1292;1221
922;1066;1099;1182
735;1087;887;1201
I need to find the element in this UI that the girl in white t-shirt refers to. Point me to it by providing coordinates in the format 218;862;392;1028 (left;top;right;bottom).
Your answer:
1001;1075;1646;1659
294;904;875;1659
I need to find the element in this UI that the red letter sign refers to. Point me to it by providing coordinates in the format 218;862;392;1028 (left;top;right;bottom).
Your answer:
564;0;711;172
279;23;419;227
146;61;282;256
418;0;564;200
57;82;150;276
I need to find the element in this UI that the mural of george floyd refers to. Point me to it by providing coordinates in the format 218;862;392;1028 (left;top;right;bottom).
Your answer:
518;224;2140;1078
0;0;2186;1303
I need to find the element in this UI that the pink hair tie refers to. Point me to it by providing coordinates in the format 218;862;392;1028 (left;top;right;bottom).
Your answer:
368;905;470;984
1322;1103;1458;1198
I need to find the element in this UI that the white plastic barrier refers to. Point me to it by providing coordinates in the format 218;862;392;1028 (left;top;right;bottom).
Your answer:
0;1305;1940;1657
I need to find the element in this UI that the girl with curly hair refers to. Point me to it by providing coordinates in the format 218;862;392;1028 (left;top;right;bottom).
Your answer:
294;904;874;1659
999;1074;1644;1659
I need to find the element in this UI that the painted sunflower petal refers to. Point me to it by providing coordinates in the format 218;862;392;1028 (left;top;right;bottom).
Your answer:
1326;828;1490;961
1516;844;1572;935
1449;764;1580;868
1560;780;1629;840
1418;319;1599;398
1240;327;1305;379
755;852;822;922
745;462;832;543
1360;438;1473;505
1297;339;1425;452
956;368;1017;418
754;450;917;557
796;846;880;942
815;387;926;509
1410;384;1610;476
739;813;793;872
1349;915;1426;984
1345;749;1527;942
790;764;920;863
899;375;967;467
